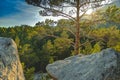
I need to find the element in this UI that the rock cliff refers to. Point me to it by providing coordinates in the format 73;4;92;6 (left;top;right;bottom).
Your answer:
46;48;120;80
0;37;25;80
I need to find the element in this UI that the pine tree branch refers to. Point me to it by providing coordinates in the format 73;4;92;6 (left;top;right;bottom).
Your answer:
38;5;76;21
64;28;75;36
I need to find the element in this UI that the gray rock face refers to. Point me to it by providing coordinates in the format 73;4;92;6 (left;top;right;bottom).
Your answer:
0;37;25;80
46;48;120;80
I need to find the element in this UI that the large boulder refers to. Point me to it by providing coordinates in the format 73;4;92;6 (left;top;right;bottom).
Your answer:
46;48;120;80
0;37;25;80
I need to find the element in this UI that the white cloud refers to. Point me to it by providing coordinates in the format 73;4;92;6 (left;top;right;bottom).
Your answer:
0;1;44;27
0;0;65;27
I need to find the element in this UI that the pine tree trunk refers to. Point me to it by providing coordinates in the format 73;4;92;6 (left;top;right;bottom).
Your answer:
74;0;80;55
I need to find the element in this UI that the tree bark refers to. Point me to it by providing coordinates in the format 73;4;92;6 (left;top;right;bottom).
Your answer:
74;0;80;55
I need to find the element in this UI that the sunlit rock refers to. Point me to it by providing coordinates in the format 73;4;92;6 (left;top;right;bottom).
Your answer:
46;48;120;80
0;37;25;80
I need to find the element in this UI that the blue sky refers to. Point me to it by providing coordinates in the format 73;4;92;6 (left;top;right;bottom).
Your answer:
0;0;62;27
0;0;119;27
0;0;42;27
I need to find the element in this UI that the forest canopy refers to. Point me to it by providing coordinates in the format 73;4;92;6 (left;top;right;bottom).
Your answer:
0;5;120;80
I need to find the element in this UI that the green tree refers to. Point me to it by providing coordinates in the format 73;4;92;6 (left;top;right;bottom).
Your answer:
88;26;120;52
15;36;20;47
54;37;72;59
105;5;120;23
25;67;35;80
42;40;54;54
92;42;101;53
60;31;69;38
45;19;56;26
25;0;109;54
81;41;93;55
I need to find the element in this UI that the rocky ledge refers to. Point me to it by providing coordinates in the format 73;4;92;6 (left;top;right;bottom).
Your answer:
46;48;120;80
0;37;25;80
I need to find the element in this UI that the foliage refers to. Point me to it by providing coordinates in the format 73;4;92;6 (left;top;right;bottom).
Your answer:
25;0;110;55
0;5;120;79
25;67;35;80
105;5;120;23
92;42;101;53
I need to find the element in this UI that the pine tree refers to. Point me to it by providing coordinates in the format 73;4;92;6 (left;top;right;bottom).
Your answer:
25;0;110;54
